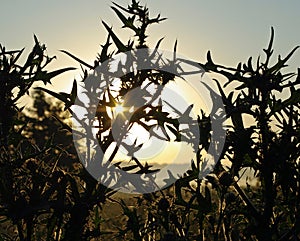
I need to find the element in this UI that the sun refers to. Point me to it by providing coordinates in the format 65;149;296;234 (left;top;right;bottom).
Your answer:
114;103;124;115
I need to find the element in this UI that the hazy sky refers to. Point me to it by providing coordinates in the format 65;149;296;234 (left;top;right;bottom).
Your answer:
1;1;299;168
1;0;300;92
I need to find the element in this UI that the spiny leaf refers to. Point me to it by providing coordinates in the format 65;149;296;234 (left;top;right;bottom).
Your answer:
102;21;130;53
35;83;77;110
162;170;177;188
111;6;137;32
10;47;25;66
149;13;167;24
60;50;94;69
207;51;213;65
122;164;139;171
247;56;253;72
33;34;40;46
35;87;69;103
149;37;164;59
149;125;170;141
256;56;260;70
263;26;274;57
99;35;112;63
155;37;164;49
121;140;143;156
268;46;299;74
36;67;76;84
205;51;217;71
111;6;129;25
70;79;77;103
165;124;181;141
173;39;177;62
137;121;155;132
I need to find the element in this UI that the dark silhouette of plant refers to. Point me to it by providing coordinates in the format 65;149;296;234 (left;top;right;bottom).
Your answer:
37;0;203;194
35;1;212;240
1;1;299;240
0;36;74;147
0;37;114;241
174;27;300;240
37;1;300;240
0;37;77;240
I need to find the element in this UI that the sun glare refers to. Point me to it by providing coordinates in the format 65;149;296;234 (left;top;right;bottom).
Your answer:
114;104;124;115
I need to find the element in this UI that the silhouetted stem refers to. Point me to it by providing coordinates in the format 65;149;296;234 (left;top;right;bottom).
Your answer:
257;89;274;240
17;221;25;241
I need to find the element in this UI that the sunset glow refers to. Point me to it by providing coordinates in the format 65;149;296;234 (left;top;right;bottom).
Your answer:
114;103;124;116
